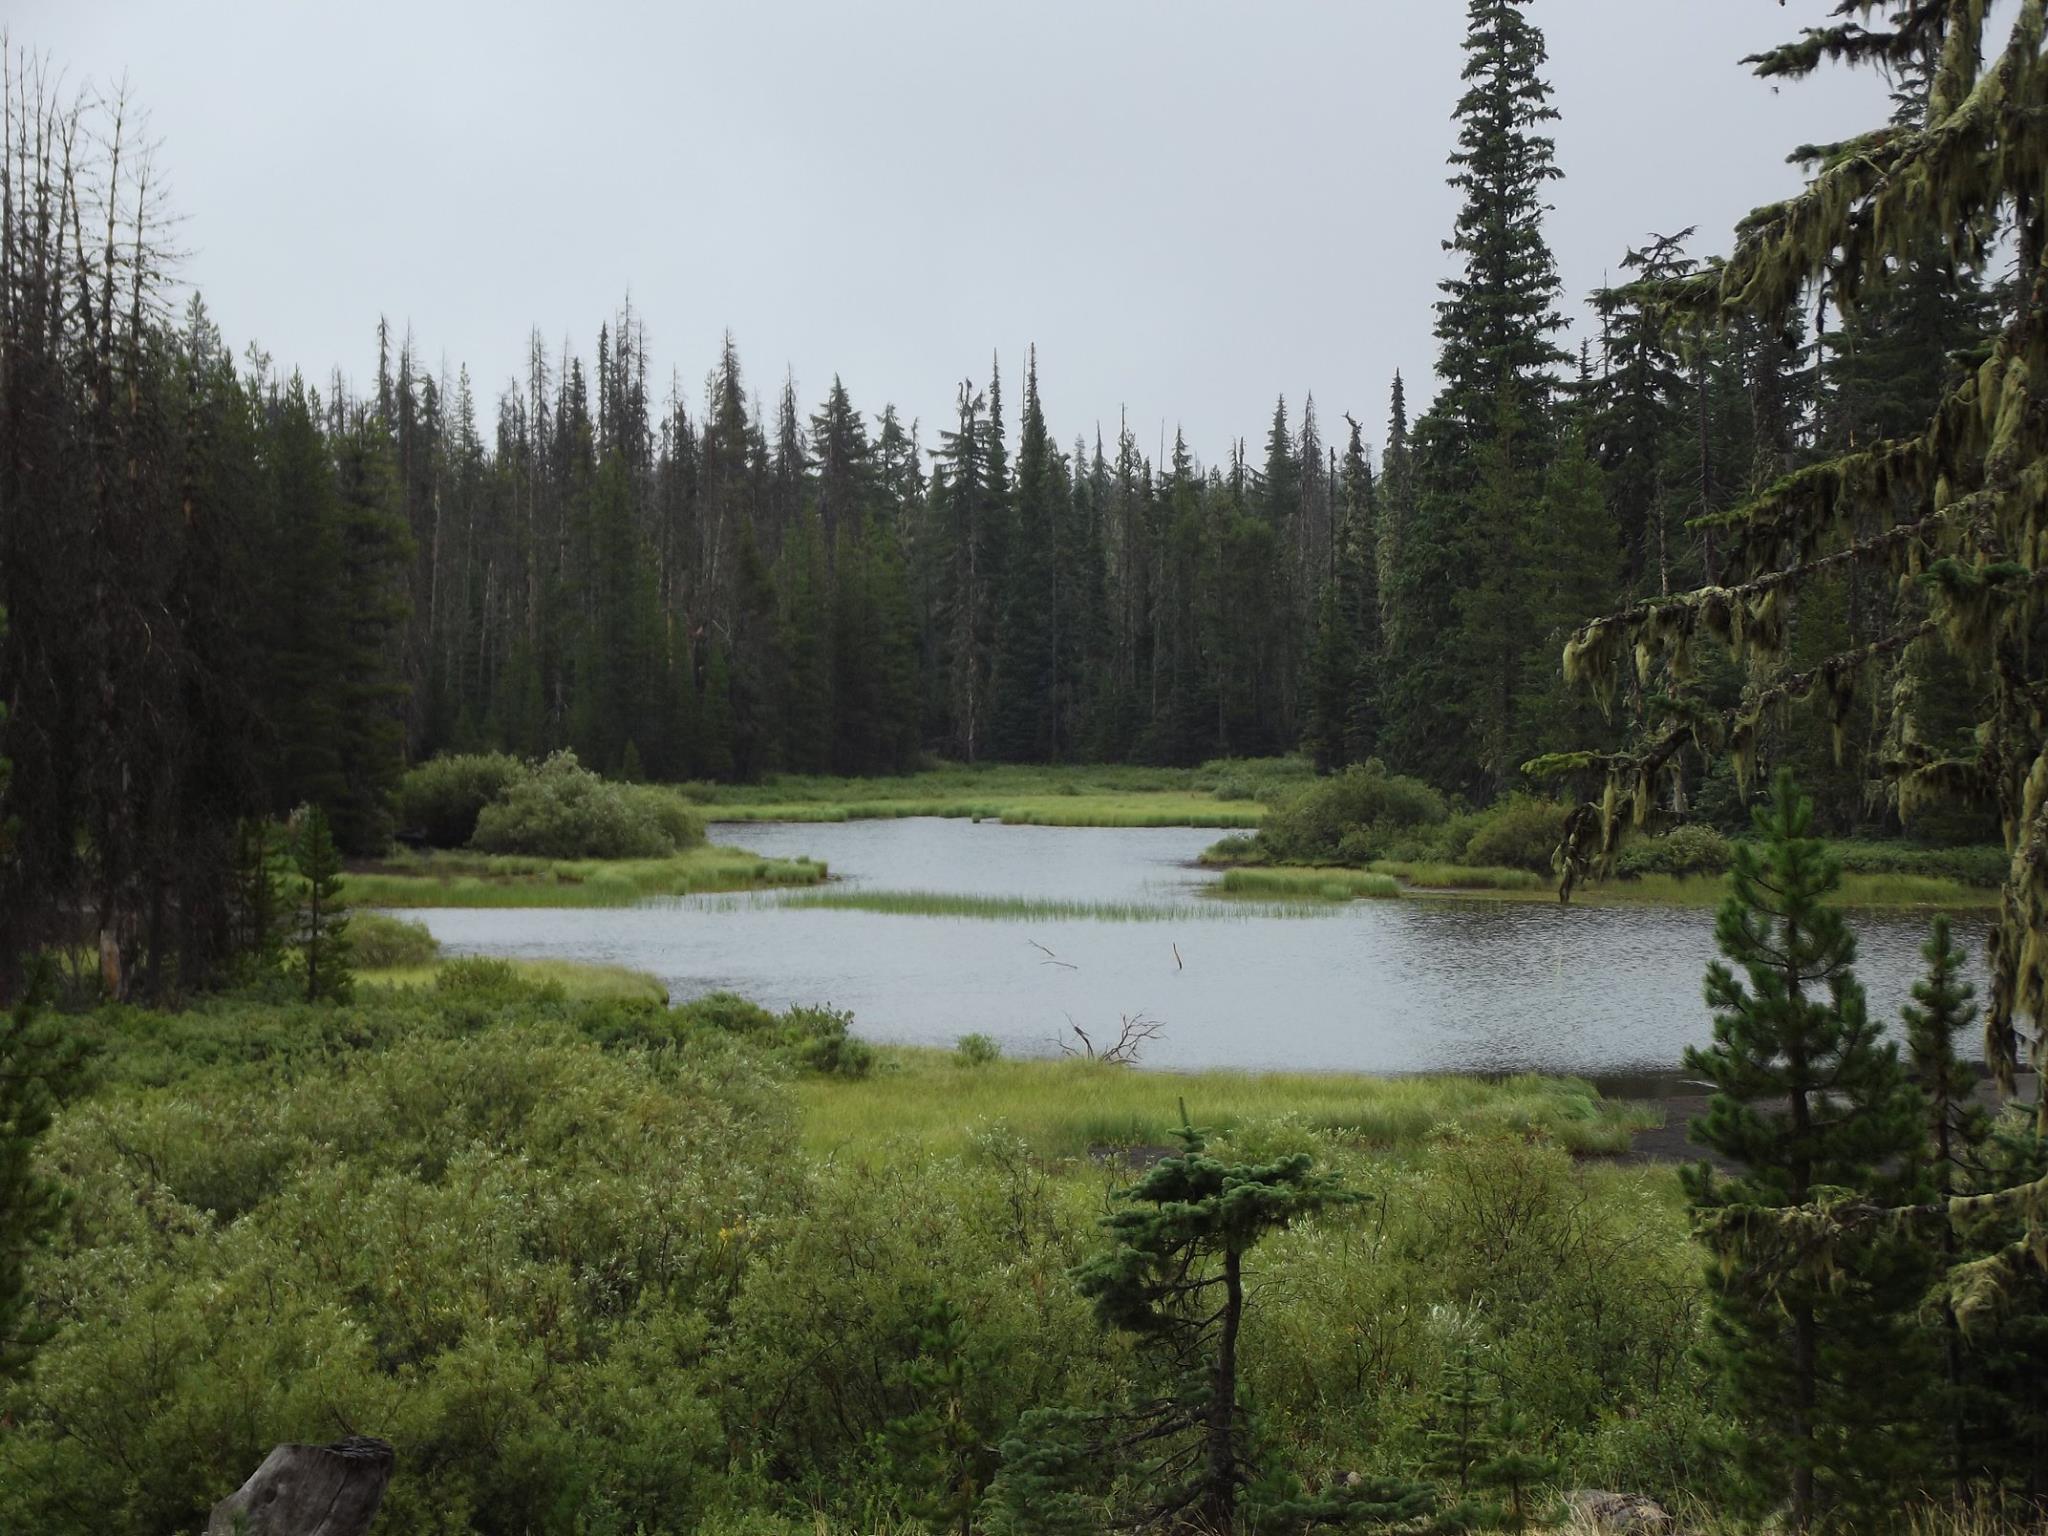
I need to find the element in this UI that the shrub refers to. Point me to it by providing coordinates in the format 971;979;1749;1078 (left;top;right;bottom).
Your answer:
397;752;526;847
1826;839;2006;886
793;1007;875;1078
1257;761;1447;864
1615;824;1734;879
434;955;534;1001
471;750;703;859
956;1032;1002;1066
678;991;782;1036
1199;833;1264;866
1462;795;1569;875
349;912;441;969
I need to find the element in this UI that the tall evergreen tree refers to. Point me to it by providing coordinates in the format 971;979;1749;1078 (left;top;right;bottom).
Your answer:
1387;0;1568;796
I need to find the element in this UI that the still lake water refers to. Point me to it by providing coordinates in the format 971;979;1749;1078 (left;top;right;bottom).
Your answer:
405;818;1992;1076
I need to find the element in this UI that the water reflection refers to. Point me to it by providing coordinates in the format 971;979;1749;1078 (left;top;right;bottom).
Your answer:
400;818;1992;1076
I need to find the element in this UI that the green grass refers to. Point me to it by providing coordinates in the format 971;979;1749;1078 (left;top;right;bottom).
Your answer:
342;843;829;908
1371;859;1548;892
778;889;1331;921
680;759;1307;827
797;1049;1661;1162
357;956;670;1002
710;793;1264;828
1214;867;1402;902
1211;857;1994;910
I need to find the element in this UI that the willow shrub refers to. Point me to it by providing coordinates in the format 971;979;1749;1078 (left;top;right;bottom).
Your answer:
471;750;705;859
396;751;528;848
2;1014;797;1536
1257;761;1448;864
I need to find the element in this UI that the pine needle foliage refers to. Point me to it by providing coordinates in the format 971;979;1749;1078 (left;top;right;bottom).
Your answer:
1683;770;1924;1531
1530;2;2048;1106
987;1108;1427;1534
292;804;354;1004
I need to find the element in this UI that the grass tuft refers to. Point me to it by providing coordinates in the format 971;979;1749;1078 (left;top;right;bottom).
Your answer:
1215;867;1402;902
357;956;669;1002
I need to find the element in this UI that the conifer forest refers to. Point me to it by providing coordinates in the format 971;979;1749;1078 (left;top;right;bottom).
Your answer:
16;2;2048;1533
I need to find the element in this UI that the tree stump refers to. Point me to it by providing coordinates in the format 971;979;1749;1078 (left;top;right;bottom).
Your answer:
207;1436;394;1536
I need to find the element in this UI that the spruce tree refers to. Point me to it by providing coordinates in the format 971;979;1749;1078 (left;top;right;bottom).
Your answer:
1388;0;1567;796
988;1110;1420;1533
1903;917;1995;1507
993;349;1058;761
292;804;354;1004
1682;770;1921;1530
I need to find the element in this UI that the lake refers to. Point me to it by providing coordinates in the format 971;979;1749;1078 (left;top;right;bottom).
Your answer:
403;818;1992;1076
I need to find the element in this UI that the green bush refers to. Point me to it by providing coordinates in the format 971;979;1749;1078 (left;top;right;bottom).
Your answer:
434;954;537;1001
956;1032;1002;1066
471;750;704;859
1461;795;1569;875
1826;839;2006;886
1199;833;1265;866
396;752;526;847
1256;761;1447;865
792;1006;875;1078
1615;824;1735;879
2;1016;796;1535
348;911;441;968
679;991;782;1035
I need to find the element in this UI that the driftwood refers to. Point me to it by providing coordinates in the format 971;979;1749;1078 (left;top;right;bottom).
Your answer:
207;1436;394;1536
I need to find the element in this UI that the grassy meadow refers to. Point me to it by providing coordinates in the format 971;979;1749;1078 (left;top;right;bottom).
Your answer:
681;758;1307;827
796;1044;1662;1162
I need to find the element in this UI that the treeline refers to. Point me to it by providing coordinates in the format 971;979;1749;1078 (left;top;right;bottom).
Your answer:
0;0;2003;997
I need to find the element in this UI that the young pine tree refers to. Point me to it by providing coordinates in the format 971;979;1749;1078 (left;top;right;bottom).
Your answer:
1683;770;1922;1531
293;805;354;1003
989;1109;1424;1534
1902;917;1994;1506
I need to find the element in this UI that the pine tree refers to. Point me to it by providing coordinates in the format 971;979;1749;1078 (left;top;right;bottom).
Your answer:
989;1108;1400;1533
1682;770;1922;1530
880;1296;987;1535
1390;0;1568;799
1475;1406;1557;1533
1425;1344;1498;1500
1903;917;1994;1506
329;409;415;854
993;349;1057;761
292;804;354;1004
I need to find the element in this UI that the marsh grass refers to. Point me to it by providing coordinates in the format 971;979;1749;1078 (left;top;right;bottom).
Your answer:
1215;867;1403;901
779;889;1330;921
1209;856;1994;910
797;1049;1661;1162
1371;859;1547;892
343;843;828;908
357;956;669;1002
685;759;1301;826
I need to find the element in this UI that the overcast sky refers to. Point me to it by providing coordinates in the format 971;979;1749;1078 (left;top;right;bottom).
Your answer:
18;1;1896;465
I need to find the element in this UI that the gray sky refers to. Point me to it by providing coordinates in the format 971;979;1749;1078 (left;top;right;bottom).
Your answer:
19;1;1893;465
